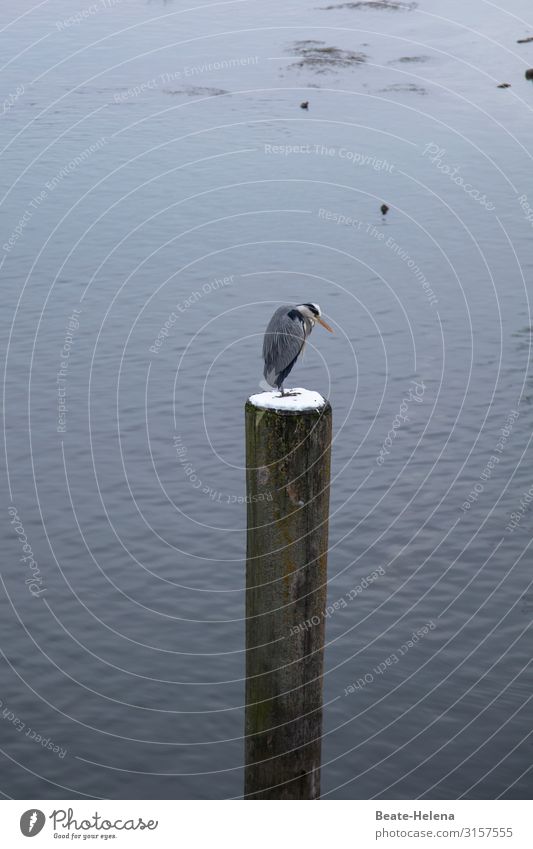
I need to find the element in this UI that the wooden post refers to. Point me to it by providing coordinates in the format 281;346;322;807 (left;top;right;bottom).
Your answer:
244;392;332;799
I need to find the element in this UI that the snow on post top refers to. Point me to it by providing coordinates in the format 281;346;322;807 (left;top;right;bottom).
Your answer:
248;388;327;412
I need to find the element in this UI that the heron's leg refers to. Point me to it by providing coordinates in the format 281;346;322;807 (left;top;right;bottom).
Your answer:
277;381;300;398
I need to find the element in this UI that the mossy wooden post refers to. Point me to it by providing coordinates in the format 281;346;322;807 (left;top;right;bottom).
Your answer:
244;391;332;799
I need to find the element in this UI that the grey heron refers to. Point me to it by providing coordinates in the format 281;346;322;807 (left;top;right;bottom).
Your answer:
262;303;333;396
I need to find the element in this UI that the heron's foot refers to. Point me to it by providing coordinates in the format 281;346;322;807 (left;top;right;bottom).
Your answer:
279;389;301;397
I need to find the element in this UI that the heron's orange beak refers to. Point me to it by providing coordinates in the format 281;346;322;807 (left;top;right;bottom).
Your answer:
317;316;333;333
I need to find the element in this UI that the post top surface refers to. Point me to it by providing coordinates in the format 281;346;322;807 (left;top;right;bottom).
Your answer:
248;388;327;412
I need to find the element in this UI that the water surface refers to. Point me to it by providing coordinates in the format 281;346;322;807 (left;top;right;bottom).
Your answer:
1;0;532;799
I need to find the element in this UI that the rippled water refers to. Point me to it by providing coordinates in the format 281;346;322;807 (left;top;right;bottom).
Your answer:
1;0;532;799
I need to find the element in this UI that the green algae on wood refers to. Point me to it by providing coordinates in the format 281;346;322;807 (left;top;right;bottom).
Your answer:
244;396;332;799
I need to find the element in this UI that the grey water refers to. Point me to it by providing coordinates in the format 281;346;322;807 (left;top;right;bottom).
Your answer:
1;0;532;799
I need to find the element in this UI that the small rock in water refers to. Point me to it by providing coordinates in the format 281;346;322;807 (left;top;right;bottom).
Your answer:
517;36;533;43
380;203;389;216
525;69;533;80
497;83;511;88
300;101;309;109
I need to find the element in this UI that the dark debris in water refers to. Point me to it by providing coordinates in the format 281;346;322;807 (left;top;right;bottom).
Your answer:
390;55;430;63
163;86;228;97
288;40;367;73
517;36;533;43
320;1;417;10
380;83;427;94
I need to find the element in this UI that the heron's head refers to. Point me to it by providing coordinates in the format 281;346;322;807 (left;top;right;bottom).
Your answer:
296;303;333;332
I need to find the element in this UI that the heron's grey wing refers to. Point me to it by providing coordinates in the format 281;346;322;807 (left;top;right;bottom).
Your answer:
262;306;305;385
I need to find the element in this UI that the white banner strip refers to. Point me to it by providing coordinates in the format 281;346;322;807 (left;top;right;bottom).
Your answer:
1;799;530;847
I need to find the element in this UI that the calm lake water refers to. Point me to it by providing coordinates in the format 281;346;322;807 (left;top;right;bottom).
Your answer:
1;0;532;799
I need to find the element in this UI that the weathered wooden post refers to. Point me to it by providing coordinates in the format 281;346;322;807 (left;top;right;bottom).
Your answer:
244;389;332;799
